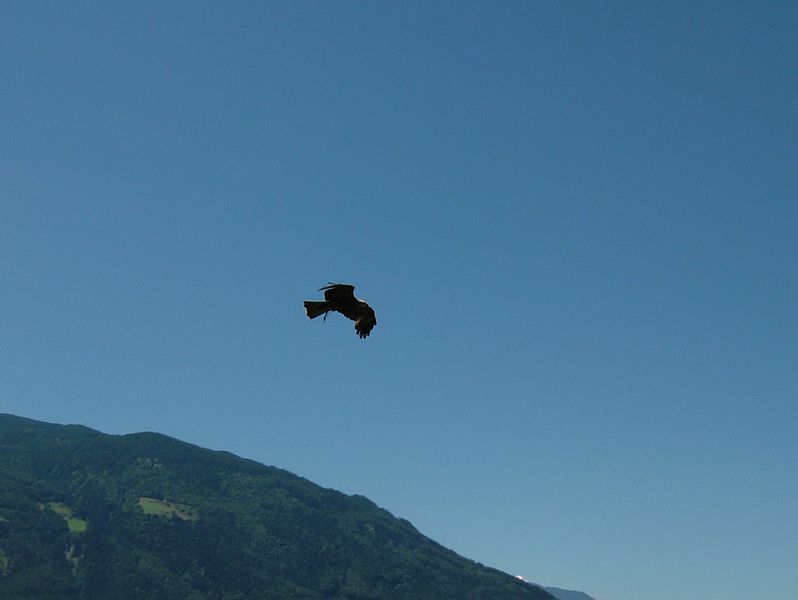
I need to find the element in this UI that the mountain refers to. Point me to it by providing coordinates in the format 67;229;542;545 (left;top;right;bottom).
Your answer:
0;413;555;600
544;587;597;600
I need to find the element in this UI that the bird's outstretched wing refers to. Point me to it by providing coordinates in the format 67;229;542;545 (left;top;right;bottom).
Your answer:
355;305;377;339
319;283;356;303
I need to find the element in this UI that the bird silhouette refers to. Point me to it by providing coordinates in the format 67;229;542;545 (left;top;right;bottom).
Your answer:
303;283;377;339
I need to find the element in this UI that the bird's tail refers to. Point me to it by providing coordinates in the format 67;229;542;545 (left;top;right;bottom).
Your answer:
303;301;330;319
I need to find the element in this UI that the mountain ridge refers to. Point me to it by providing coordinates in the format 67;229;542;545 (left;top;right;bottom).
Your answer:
0;413;555;599
543;586;598;600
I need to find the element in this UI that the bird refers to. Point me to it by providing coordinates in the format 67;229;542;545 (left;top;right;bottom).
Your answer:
303;283;377;339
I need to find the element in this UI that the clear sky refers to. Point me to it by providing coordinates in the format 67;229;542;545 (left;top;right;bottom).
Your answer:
2;3;796;599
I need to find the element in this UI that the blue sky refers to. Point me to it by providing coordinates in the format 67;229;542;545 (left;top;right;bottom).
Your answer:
2;2;796;599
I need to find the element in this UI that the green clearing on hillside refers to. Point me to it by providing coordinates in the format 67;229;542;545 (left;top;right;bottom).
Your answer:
39;501;88;533
138;496;197;521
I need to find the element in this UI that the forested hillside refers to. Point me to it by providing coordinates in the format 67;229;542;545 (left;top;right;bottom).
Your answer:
0;414;554;600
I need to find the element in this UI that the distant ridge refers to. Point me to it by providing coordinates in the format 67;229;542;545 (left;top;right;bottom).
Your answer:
0;413;556;599
544;586;598;600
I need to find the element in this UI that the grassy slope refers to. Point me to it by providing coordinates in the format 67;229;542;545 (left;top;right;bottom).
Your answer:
41;502;88;533
137;497;197;521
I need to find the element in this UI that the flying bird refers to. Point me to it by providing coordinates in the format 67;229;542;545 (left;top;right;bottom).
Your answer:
303;283;377;339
